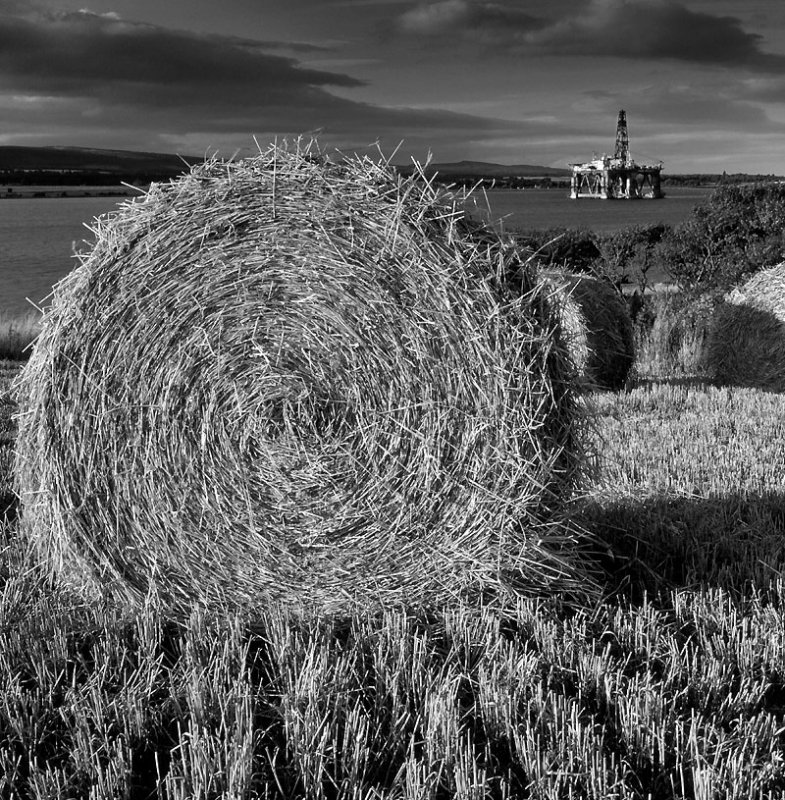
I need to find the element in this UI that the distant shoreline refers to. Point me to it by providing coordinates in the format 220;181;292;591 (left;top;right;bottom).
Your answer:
0;184;139;199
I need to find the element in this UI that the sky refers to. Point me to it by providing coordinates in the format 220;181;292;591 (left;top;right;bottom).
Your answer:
2;0;785;173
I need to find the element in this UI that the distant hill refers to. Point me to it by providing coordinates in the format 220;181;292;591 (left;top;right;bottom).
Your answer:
0;146;201;176
397;160;571;178
0;147;572;180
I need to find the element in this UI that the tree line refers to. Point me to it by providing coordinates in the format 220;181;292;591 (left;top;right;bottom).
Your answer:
0;169;184;186
518;182;785;296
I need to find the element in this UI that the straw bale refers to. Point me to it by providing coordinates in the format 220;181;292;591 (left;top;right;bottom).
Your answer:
14;141;591;615
540;270;635;390
708;263;785;391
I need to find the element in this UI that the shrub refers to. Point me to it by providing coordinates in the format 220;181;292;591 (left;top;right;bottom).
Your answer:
517;227;601;273
593;223;669;292
519;224;669;293
655;183;785;291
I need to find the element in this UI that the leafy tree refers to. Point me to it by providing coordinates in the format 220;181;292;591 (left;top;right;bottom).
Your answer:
593;223;669;292
518;227;601;273
654;183;785;290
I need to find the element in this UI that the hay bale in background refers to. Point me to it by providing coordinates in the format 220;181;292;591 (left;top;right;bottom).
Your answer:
634;290;718;379
540;270;635;390
708;263;785;391
15;141;592;615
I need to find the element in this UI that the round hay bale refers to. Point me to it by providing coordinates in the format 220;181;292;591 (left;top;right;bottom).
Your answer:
14;142;590;615
539;270;635;390
708;263;785;391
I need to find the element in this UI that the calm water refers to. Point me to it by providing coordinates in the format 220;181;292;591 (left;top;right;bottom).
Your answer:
0;187;713;317
469;185;713;234
0;196;124;316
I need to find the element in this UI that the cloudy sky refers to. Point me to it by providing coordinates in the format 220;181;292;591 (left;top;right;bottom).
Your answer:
2;0;785;173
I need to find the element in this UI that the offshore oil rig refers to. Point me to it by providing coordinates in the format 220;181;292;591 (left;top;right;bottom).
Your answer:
570;110;663;199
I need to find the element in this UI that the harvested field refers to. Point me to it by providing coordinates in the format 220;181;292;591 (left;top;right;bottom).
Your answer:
4;160;785;798
3;361;785;798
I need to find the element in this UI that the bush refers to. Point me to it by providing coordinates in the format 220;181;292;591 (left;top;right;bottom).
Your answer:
518;224;669;293
655;183;785;291
593;223;669;291
517;227;601;273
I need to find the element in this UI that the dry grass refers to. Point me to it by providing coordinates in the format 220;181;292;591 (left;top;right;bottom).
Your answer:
540;270;635;390
0;310;40;360
633;290;718;380
3;547;785;799
708;263;785;391
0;360;20;526
581;380;785;596
15;140;594;618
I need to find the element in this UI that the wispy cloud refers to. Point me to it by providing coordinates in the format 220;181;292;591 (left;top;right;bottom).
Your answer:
397;0;544;38
0;9;363;101
581;83;782;133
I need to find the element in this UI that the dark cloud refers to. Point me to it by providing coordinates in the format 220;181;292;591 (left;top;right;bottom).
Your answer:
396;0;785;72
0;9;362;99
528;0;783;69
0;6;523;154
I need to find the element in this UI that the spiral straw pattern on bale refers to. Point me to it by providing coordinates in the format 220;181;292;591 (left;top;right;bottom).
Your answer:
539;270;635;391
15;142;589;615
708;263;785;392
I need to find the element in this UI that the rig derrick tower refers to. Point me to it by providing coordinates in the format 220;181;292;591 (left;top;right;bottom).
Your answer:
569;109;663;200
614;110;630;166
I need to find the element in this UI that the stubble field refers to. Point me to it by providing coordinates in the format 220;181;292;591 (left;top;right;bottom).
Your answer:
1;353;785;798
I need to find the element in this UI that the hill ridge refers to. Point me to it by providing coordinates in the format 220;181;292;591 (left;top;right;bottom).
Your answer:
0;145;201;175
0;146;570;179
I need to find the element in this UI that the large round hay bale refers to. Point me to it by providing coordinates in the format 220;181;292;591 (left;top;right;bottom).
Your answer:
540;270;635;390
708;263;785;391
15;142;590;615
